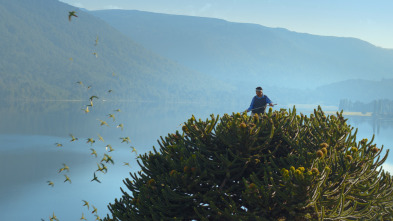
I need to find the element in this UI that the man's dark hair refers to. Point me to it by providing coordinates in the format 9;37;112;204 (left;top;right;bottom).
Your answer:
256;86;262;90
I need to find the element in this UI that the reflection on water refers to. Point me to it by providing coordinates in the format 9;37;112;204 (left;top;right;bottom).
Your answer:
343;114;393;136
372;117;393;136
0;100;240;220
0;101;392;220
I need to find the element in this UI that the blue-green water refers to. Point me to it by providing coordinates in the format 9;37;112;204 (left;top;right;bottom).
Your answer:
0;101;392;220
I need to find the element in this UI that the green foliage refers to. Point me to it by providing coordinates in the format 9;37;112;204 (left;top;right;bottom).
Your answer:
105;107;393;220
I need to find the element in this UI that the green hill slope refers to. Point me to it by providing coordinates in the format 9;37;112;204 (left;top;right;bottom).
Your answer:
0;0;232;102
90;9;393;90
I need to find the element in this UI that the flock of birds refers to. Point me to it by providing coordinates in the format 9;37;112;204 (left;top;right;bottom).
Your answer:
46;199;101;221
49;94;132;182
44;11;138;221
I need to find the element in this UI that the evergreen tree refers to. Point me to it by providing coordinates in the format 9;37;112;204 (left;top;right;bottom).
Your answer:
105;107;393;220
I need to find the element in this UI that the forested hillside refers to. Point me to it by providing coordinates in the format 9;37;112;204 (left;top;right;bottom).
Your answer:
91;10;393;92
339;98;393;117
267;78;393;105
0;0;232;102
313;79;393;103
3;1;393;105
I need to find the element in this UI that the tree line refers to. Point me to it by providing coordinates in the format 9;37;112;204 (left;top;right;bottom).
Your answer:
339;99;393;117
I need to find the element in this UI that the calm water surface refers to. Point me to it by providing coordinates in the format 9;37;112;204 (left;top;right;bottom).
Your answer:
0;101;392;220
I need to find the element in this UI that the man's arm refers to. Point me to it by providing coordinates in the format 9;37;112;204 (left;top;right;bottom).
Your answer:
246;96;255;112
266;96;274;106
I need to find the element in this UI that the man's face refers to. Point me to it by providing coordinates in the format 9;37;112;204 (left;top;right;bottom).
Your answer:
256;90;263;97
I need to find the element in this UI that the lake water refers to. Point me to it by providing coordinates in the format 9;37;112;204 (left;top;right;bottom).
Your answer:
1;101;392;220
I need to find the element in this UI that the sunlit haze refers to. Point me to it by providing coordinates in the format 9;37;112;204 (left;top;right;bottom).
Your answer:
59;0;393;49
1;1;393;220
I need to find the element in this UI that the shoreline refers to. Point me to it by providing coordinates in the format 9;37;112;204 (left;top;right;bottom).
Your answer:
324;111;373;117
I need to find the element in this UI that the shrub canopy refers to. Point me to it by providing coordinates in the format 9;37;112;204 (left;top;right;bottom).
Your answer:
106;107;393;220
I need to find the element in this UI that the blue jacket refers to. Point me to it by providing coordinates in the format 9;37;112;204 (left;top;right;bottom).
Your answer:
247;95;272;113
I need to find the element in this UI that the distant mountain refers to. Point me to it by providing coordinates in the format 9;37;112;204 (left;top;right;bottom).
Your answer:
0;0;232;102
3;2;392;107
266;78;393;105
90;10;393;91
313;78;393;103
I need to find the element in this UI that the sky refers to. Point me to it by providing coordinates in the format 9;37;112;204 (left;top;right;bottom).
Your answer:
59;0;393;49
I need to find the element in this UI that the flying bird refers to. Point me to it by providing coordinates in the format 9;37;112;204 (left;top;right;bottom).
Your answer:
114;109;121;112
123;162;130;167
64;175;72;184
100;155;107;163
98;120;108;127
58;163;69;173
50;212;59;221
130;146;137;155
76;81;83;86
108;113;115;121
69;134;78;142
82;200;90;210
55;143;63;147
90;148;97;158
47;181;54;187
120;136;130;144
96;163;108;173
117;123;124;131
101;154;114;165
68;11;78;22
89;95;99;101
87;96;96;107
80;212;87;220
91;206;98;214
86;138;95;145
91;172;101;183
95;36;99;46
82;106;90;113
92;52;98;58
98;134;105;142
105;144;114;152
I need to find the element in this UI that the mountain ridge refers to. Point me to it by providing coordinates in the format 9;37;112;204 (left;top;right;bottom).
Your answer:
2;2;392;106
0;0;233;102
90;9;393;91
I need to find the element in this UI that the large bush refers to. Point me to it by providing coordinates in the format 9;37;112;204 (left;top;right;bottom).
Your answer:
105;107;393;220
